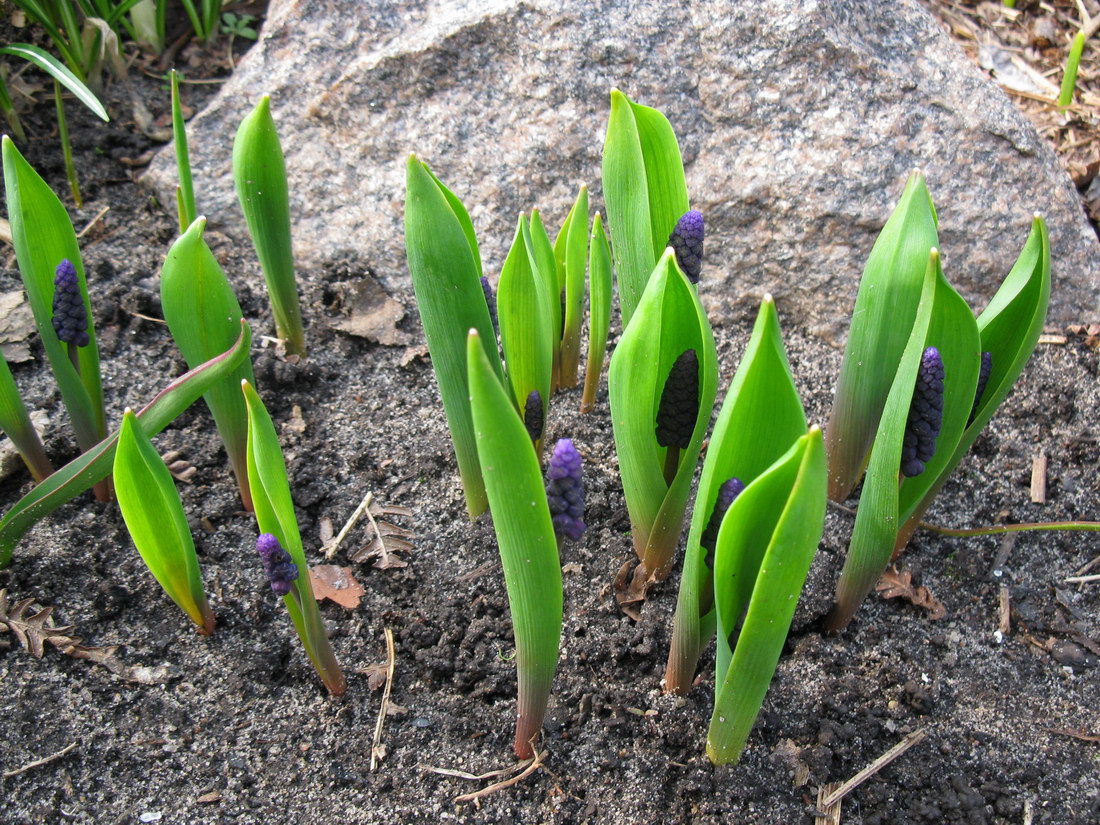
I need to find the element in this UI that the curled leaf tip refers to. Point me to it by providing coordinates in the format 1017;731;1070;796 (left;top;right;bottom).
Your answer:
668;209;704;283
51;259;89;347
655;349;700;450
256;533;298;596
546;438;585;541
523;390;544;442
901;346;945;478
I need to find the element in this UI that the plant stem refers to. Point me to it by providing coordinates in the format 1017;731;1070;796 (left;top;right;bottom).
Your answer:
54;81;81;207
919;519;1100;537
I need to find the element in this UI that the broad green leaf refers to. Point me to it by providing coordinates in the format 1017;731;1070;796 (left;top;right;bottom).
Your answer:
609;249;717;582
828;249;979;630
896;216;1051;550
0;351;53;482
114;410;214;635
580;212;612;413
0;322;252;567
825;172;939;501
233;96;305;356
243;380;345;696
529;209;561;386
602;90;689;326
665;296;806;695
161;218;256;510
405;155;503;517
467;328;562;759
0;44;108;121
707;428;826;765
170;70;196;231
555;186;588;388
498;215;553;433
3;136;106;453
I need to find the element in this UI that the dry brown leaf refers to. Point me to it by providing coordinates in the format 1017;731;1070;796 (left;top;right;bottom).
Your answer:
349;501;416;569
360;661;389;691
329;278;412;346
876;568;947;620
309;565;366;609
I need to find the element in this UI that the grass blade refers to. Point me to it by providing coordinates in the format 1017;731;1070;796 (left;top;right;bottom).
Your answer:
0;44;108;121
170;70;196;231
233;96;305;356
467;329;562;759
115;410;214;635
580;212;612;412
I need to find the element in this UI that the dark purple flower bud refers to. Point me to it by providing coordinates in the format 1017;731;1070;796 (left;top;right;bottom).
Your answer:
256;533;299;596
655;349;699;450
51;259;89;347
968;351;992;425
668;210;704;283
480;276;498;336
524;389;544;442
901;346;945;478
546;438;585;541
700;477;746;553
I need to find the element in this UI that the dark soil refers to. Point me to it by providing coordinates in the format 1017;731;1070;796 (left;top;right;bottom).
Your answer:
1;22;1099;825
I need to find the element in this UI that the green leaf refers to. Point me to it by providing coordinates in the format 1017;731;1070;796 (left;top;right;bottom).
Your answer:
825;171;939;501
555;185;588;388
580;212;612;413
2;136;106;453
896;216;1051;550
160;217;256;510
529;209;561;387
233;96;305;356
609;248;717;583
602;90;689;326
707;428;827;765
114;410;214;635
0;321;252;568
497;215;554;433
170;69;196;231
828;249;979;631
0;351;53;482
467;328;562;759
665;296;807;695
405;155;504;517
0;44;108;121
243;380;346;696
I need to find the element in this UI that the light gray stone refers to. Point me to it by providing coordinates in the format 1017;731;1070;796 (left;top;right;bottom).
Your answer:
143;0;1100;335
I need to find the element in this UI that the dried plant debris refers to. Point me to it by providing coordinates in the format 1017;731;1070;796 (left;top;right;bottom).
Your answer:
349;500;415;569
0;590;175;685
160;450;197;484
309;565;366;609
875;568;947;620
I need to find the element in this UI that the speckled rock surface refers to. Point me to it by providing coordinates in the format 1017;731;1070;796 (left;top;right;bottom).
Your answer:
143;0;1098;331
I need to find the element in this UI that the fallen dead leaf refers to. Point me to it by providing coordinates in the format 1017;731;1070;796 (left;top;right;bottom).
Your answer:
309;565;365;609
876;567;947;620
360;661;389;691
329;278;412;346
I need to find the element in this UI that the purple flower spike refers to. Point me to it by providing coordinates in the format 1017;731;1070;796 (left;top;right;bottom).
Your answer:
51;259;89;347
668;210;704;283
546;438;585;542
256;533;299;596
701;477;746;553
901;346;945;478
655;349;700;450
524;389;544;442
480;275;498;336
968;351;992;425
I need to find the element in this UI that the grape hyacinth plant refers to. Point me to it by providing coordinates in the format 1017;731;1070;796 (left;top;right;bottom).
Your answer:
667;209;704;284
546;438;585;543
256;533;299;597
900;346;945;479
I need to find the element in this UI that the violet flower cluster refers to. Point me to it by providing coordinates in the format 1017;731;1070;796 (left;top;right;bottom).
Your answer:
901;346;945;478
51;259;89;347
655;349;700;450
546;438;585;542
256;533;299;596
668;210;704;283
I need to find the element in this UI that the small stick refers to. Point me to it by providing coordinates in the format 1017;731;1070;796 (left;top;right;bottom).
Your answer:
989;532;1016;578
1037;334;1068;345
1072;554;1100;577
821;728;929;808
324;490;374;559
1064;574;1100;584
814;782;843;825
1030;454;1047;504
454;750;545;803
76;205;110;239
423;759;534;782
998;586;1011;635
2;742;77;778
370;627;396;771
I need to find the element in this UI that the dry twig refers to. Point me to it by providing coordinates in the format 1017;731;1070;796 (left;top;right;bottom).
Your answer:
821;728;930;808
370;627;396;771
2;742;77;778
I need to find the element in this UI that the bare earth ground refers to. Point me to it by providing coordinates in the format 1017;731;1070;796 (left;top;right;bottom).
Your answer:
1;5;1099;825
